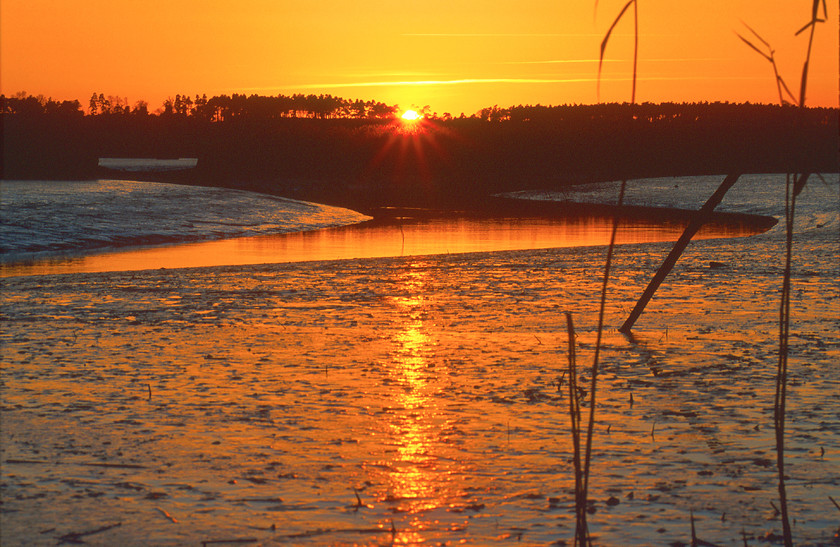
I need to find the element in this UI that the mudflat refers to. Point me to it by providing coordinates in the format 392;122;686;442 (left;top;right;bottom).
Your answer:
1;223;837;545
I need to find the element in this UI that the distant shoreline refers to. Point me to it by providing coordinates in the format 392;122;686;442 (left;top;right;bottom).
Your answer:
3;102;837;214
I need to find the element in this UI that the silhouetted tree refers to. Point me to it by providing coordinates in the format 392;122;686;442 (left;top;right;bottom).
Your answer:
132;100;149;116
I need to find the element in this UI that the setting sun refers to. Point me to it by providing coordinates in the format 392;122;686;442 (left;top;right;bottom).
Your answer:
401;109;422;121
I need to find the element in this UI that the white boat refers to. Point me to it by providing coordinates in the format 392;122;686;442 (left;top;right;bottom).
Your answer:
98;157;198;172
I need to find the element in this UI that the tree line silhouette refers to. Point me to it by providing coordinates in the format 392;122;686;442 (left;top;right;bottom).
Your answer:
3;92;399;121
2;92;837;211
4;91;837;125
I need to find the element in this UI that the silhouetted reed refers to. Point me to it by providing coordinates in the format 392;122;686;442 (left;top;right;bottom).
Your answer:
560;3;637;544
594;1;828;545
564;312;588;545
596;0;638;104
741;4;826;545
735;22;798;106
565;174;623;544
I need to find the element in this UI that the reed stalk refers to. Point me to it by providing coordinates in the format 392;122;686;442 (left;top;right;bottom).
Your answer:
774;171;811;547
597;0;638;104
735;22;797;105
563;4;637;543
741;3;825;545
567;180;624;546
583;180;625;503
596;2;826;546
774;174;794;546
565;312;588;546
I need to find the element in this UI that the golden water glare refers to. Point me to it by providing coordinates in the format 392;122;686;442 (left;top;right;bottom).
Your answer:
0;210;836;545
375;262;466;540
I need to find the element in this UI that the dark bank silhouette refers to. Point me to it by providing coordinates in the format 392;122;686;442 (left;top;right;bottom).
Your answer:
2;93;837;214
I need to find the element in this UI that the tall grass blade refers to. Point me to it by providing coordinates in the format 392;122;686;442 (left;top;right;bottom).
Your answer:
597;0;635;101
631;0;638;103
582;180;625;504
775;175;794;547
777;76;798;106
773;7;824;539
799;61;810;108
797;0;826;106
794;19;824;36
740;20;773;49
734;33;773;62
565;312;589;546
773;3;823;542
736;24;797;105
583;4;634;539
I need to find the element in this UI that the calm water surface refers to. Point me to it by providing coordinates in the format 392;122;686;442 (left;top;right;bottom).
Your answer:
1;174;837;545
1;213;771;277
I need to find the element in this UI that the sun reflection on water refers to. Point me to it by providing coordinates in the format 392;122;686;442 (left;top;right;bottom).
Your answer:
373;261;467;537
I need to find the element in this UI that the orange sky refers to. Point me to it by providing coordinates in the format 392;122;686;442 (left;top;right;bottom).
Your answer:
1;0;837;115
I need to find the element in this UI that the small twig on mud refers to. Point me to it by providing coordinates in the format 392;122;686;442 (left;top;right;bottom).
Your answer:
57;522;122;545
147;383;152;400
829;495;840;512
156;507;178;523
200;539;258;546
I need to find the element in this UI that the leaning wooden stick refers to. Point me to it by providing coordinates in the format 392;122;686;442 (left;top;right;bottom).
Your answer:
619;172;742;332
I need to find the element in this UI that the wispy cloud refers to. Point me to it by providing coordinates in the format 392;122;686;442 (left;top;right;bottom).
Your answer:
401;32;706;39
286;78;595;89
401;33;602;37
505;57;730;65
503;59;611;65
271;74;761;91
